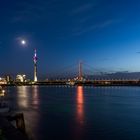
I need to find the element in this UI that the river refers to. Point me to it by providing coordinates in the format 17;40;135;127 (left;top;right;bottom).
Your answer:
5;86;140;140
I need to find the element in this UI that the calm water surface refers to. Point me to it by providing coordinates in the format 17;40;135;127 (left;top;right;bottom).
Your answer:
6;86;140;140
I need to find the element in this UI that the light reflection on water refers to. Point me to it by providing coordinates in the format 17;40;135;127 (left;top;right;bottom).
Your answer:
76;86;84;125
16;86;40;140
16;86;29;108
6;86;140;140
74;86;85;140
32;85;40;109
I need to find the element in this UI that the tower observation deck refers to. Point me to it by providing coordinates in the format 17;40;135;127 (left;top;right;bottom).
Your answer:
33;49;37;82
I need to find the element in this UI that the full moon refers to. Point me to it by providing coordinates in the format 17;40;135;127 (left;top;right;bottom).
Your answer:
21;40;26;45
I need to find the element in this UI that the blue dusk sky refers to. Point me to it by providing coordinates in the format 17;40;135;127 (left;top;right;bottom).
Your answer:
0;0;140;78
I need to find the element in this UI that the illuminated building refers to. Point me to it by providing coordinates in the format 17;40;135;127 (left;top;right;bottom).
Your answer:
5;75;12;83
33;49;38;82
16;75;26;82
0;77;7;85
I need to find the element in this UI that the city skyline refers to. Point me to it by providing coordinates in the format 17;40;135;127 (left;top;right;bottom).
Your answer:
1;0;140;78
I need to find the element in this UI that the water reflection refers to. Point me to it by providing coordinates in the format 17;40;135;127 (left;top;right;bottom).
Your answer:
16;86;40;140
32;86;39;109
76;86;84;125
16;86;29;108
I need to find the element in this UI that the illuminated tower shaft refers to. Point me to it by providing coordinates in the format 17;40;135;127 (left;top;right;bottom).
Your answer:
34;49;38;82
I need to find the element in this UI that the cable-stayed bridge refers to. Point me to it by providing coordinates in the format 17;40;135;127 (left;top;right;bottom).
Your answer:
46;62;107;80
42;62;140;86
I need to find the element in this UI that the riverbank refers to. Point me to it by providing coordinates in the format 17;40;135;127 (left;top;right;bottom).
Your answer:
0;115;28;140
1;80;140;86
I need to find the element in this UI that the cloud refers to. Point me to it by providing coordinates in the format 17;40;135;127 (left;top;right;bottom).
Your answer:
78;15;94;23
73;19;121;36
11;0;56;23
71;3;94;14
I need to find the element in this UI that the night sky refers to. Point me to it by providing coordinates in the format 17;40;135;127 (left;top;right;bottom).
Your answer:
1;0;140;78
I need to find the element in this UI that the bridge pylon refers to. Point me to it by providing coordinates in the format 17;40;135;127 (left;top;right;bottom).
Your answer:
78;61;83;81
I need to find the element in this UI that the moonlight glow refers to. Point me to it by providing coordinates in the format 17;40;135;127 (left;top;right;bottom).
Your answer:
21;40;26;45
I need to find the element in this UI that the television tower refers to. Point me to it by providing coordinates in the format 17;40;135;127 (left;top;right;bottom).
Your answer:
33;49;38;82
